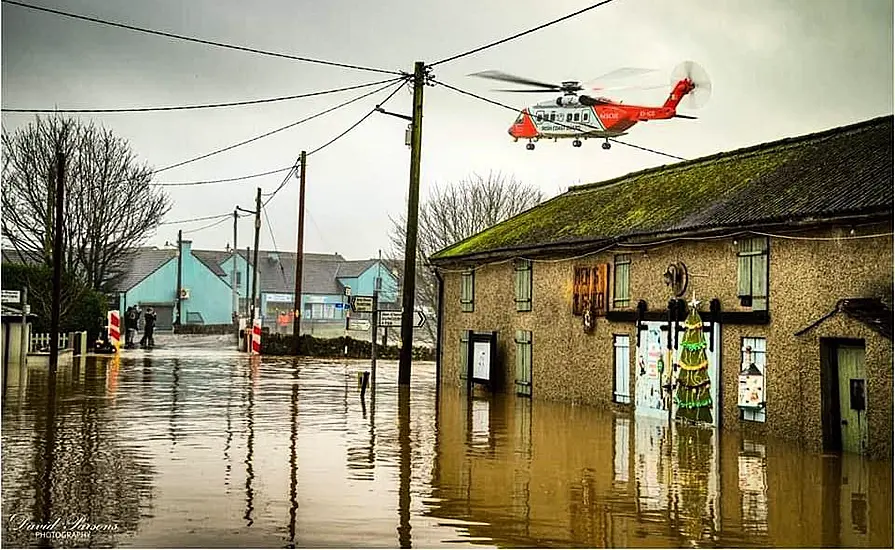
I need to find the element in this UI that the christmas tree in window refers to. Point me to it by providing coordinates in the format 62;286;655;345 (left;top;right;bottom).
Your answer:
675;295;713;423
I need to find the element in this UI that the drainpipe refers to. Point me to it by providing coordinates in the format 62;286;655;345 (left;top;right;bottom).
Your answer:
434;267;444;394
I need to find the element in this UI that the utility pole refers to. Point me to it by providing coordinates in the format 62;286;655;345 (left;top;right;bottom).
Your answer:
19;287;28;368
48;151;65;376
232;209;239;344
246;246;252;318
249;187;262;334
292;152;307;356
398;61;426;386
175;229;183;329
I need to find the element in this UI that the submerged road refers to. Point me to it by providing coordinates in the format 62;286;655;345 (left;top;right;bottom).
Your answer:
1;335;891;548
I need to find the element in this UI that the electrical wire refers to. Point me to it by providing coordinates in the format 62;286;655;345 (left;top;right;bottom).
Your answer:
432;78;687;162
180;215;232;234
261;203;289;285
430;0;621;67
2;0;402;76
158;212;232;225
261;78;407;206
2;78;404;114
151;77;404;176
152;166;294;187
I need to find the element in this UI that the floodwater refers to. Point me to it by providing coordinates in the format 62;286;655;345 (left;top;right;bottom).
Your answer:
1;336;891;548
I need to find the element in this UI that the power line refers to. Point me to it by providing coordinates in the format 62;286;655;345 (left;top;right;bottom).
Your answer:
158;212;232;225
432;78;686;161
2;79;403;114
262;79;407;206
180;215;232;234
261;203;289;285
151;77;404;176
152;166;294;187
2;0;402;76
430;0;620;67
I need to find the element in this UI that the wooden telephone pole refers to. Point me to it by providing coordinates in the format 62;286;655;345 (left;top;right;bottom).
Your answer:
398;61;426;386
249;188;262;333
48;151;65;376
292;152;307;355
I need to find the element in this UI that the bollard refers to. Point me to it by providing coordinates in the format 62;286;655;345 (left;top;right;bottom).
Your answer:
360;371;370;398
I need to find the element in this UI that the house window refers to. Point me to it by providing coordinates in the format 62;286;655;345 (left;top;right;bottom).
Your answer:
613;335;631;403
613;254;631;309
741;337;767;423
737;237;768;310
460;270;475;312
514;259;532;312
460;331;469;379
572;264;608;316
375;276;382;291
515;330;532;396
235;271;242;286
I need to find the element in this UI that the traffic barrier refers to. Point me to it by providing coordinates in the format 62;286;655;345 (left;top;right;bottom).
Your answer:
107;310;121;351
251;319;261;355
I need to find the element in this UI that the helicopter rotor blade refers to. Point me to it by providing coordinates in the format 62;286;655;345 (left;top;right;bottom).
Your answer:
588;67;658;82
468;70;563;91
492;88;562;93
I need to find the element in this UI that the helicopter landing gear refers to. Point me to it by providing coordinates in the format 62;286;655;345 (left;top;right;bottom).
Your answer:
572;139;582;148
602;140;611;150
526;142;535;151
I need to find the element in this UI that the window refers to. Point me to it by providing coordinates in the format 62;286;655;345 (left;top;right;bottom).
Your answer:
515;330;532;396
572;264;608;316
737;237;768;310
573;112;580;122
741;337;767;422
582;111;590;122
514;259;532;312
460;270;475;312
514;112;524;124
613;335;631;403
549;112;556;121
566;112;573;122
613;254;631;308
460;331;469;379
536;111;544;121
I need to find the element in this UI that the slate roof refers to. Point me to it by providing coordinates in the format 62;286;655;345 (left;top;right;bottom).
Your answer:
796;298;893;340
192;250;229;276
432;115;894;262
336;259;378;279
114;248;176;291
1;248;42;265
250;252;347;295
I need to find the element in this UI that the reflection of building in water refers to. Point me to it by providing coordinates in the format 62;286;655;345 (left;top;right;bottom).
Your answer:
613;416;630;484
738;439;768;534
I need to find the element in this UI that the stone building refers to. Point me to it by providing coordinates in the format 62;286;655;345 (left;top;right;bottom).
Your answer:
429;116;893;458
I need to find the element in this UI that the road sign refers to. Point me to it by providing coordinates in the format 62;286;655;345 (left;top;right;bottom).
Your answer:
1;290;21;303
334;303;345;309
348;318;371;331
378;310;426;328
352;296;373;312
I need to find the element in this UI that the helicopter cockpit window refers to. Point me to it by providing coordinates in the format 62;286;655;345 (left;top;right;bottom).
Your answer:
535;111;544;121
515;113;524;124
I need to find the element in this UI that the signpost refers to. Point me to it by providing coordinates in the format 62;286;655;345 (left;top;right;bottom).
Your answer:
352;296;374;313
348;318;371;332
1;290;21;303
378;310;426;328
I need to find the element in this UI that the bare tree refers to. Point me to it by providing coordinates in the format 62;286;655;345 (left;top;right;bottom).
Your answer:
2;116;170;290
389;171;544;342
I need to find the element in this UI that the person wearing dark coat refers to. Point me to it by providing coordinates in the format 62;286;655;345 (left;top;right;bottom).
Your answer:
141;307;157;348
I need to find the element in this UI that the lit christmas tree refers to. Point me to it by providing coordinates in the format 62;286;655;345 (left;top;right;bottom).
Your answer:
675;295;713;423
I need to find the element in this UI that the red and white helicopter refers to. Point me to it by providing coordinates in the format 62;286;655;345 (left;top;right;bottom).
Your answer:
471;61;711;150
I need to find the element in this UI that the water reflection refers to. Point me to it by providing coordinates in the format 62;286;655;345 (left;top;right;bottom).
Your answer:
1;343;891;548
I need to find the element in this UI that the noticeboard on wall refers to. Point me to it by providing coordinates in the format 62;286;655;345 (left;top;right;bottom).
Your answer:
467;331;498;388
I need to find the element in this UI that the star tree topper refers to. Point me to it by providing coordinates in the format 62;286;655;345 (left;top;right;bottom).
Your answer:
688;290;701;311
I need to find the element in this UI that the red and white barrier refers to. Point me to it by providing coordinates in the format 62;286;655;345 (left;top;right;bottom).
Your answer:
251;319;261;355
107;310;121;351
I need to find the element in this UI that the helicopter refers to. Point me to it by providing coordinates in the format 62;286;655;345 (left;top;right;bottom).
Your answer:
470;61;711;150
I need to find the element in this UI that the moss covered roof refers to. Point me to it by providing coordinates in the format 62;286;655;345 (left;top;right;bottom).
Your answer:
431;115;893;262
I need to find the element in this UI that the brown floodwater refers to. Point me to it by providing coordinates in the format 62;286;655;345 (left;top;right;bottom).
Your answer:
1;337;891;548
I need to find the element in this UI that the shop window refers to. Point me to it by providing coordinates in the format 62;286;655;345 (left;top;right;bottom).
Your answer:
613;254;631;308
740;337;767;422
613;335;631;403
514;259;532;312
737;237;768;310
461;270;475;312
572;264;608;316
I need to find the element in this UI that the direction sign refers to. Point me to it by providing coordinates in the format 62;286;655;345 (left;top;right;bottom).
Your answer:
1;290;21;303
348;318;371;332
378;310;426;328
352;296;373;312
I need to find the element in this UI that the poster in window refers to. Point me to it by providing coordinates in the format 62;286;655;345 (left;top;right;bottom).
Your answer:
738;364;764;409
472;341;491;381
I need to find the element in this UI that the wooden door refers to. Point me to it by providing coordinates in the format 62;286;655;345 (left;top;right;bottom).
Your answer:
837;345;867;454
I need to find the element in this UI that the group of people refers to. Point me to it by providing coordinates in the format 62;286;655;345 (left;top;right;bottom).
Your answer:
124;305;157;349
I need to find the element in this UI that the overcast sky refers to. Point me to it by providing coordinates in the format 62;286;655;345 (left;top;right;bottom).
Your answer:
3;0;892;260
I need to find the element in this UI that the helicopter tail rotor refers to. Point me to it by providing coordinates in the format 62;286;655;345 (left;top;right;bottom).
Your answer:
670;61;712;109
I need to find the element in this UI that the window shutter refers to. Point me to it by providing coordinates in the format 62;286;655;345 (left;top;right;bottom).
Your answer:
573;267;591;315
460;331;469;379
737;254;751;297
752;253;768;310
593;264;608;316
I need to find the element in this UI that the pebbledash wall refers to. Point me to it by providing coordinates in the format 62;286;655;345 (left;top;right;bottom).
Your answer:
438;224;893;458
